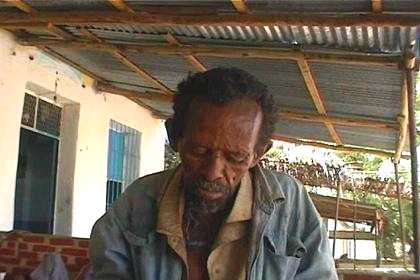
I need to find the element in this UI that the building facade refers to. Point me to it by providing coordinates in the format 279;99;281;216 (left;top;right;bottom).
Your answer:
0;30;166;238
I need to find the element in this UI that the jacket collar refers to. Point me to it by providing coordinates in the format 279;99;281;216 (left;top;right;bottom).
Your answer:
251;164;285;213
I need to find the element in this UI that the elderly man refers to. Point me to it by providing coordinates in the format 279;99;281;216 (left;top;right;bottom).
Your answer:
90;68;337;279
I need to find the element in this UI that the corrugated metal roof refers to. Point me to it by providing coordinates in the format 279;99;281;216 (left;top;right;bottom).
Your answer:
49;47;150;89
0;0;416;152
82;25;417;54
276;120;333;143
247;0;372;13
335;125;398;151
125;51;196;90
310;62;403;120
200;56;317;112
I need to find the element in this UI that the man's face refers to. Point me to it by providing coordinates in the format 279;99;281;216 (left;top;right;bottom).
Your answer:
177;98;263;213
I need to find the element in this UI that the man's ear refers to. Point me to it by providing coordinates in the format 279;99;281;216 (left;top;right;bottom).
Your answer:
251;140;273;167
165;118;178;152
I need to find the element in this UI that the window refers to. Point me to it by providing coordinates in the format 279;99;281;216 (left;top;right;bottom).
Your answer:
106;120;141;210
21;93;62;138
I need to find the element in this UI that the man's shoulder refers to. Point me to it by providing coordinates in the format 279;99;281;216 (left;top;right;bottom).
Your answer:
123;168;176;201
258;167;306;198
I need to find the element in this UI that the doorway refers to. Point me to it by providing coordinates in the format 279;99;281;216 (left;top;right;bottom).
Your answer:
14;128;59;234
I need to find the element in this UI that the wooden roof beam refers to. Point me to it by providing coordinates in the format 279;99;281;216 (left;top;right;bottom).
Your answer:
272;134;408;159
41;47;105;82
279;110;399;130
107;0;136;14
372;0;383;13
231;0;250;13
4;1;74;40
3;0;36;15
112;50;173;96
96;81;173;103
0;10;419;26
77;27;173;96
166;33;207;72
16;38;401;67
296;55;343;145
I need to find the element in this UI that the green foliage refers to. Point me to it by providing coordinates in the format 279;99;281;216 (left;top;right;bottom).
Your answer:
164;142;181;170
338;151;413;260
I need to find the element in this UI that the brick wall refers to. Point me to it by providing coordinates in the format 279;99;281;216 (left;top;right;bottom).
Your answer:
0;231;90;277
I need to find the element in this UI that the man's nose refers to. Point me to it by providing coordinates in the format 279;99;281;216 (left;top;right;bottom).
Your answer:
202;154;224;182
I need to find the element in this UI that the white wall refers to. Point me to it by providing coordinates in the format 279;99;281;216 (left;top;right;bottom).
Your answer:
0;30;165;237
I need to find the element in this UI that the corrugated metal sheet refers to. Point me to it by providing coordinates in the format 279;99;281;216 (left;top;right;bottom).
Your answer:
335;125;398;151
310;62;402;120
247;0;372;13
383;0;420;12
49;47;150;89
276;120;333;143
23;0;112;11
125;51;197;90
82;24;417;54
199;56;317;112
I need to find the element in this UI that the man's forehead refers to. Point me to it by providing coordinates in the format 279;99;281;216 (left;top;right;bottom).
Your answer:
186;97;261;121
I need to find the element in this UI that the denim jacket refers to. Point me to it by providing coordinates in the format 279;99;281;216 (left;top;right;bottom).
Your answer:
90;166;338;279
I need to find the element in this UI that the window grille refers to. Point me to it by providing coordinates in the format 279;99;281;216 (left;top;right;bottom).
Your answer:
21;94;36;127
36;99;62;137
21;93;62;138
106;120;141;210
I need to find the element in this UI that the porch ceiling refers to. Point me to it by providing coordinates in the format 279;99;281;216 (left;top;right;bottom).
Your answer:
0;0;418;160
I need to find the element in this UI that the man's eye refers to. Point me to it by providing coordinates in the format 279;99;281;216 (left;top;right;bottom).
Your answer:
191;147;207;155
228;154;247;163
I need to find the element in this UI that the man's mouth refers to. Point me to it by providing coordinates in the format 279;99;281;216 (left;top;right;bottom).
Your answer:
197;187;225;200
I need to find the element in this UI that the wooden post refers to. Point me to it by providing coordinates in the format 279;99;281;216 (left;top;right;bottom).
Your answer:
394;162;408;269
332;167;342;258
406;61;420;273
353;182;357;270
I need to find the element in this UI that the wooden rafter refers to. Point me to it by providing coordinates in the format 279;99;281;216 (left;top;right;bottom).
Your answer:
46;22;75;40
112;51;173;96
231;0;250;13
107;0;136;14
272;134;407;159
5;1;74;40
41;43;168;118
96;82;173;104
77;27;173;96
393;51;416;163
296;56;343;145
166;33;207;72
279;110;399;131
372;0;383;13
0;10;419;26
16;38;401;67
41;47;105;82
3;0;36;14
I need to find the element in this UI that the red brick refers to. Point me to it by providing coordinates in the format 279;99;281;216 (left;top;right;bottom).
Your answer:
33;245;55;253
26;259;41;267
49;238;74;246
22;235;45;244
61;248;87;257
19;251;38;259
0;265;7;272
6;241;16;249
0;248;15;256
0;257;19;265
75;257;90;266
78;240;90;248
18;243;28;250
12;266;33;275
